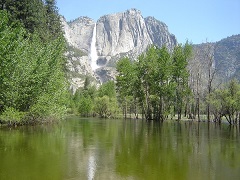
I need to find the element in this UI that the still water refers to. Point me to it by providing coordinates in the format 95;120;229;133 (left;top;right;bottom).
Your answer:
0;117;240;180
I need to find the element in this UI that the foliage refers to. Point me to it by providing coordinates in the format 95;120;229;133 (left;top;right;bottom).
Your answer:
172;42;192;119
71;80;120;118
78;95;93;116
116;44;192;121
0;0;62;41
0;107;25;122
94;96;119;118
98;81;116;98
208;79;240;124
0;10;68;122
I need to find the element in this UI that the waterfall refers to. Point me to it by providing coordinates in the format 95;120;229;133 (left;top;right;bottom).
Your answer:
90;23;98;71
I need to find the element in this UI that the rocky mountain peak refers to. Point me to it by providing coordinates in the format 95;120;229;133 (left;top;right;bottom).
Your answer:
144;16;177;51
62;9;178;89
126;8;141;14
69;16;94;26
144;16;167;30
96;8;152;58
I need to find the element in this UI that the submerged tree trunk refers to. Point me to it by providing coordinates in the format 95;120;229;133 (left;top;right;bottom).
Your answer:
207;105;210;122
197;98;200;121
184;102;188;117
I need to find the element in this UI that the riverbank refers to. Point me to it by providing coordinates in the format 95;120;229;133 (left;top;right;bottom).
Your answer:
0;117;61;128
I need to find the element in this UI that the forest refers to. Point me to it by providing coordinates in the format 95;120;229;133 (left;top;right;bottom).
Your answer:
1;0;240;126
71;42;240;125
0;0;67;124
115;45;240;125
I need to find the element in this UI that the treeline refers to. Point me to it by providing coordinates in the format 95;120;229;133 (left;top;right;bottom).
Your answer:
0;0;68;125
116;44;240;125
69;77;120;118
116;44;191;121
208;80;240;125
0;0;62;40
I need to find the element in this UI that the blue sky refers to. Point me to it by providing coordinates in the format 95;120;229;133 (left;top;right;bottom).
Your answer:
56;0;240;44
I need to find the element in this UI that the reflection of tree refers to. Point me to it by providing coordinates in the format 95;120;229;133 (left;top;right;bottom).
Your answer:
220;125;240;169
115;121;191;180
0;125;66;180
1;119;240;179
115;121;240;180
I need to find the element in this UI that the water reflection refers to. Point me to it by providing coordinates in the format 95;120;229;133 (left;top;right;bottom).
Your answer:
0;119;240;180
88;152;96;180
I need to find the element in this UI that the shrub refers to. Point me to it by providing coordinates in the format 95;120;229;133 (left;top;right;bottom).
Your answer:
0;107;25;122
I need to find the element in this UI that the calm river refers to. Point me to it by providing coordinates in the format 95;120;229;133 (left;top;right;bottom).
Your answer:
0;117;240;180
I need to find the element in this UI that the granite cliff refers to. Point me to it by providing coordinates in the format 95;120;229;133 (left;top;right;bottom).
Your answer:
214;34;240;81
62;9;177;90
192;34;240;85
62;8;240;92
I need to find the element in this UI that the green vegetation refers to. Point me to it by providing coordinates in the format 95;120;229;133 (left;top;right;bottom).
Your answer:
69;43;240;125
115;43;240;125
208;79;240;125
0;1;68;125
116;44;192;121
70;78;120;118
0;1;239;126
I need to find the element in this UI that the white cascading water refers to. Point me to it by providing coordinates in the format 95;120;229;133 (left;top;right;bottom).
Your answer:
90;23;99;71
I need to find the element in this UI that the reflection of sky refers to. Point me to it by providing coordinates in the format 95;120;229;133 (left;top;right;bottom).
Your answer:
63;119;240;180
88;153;96;180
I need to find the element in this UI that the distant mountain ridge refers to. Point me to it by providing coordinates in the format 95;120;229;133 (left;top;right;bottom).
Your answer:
61;9;177;90
193;34;240;84
61;9;240;91
214;34;240;81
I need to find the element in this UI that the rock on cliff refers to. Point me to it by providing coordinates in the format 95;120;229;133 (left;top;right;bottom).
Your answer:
61;9;177;87
144;16;177;51
62;16;95;53
192;34;240;85
214;34;240;81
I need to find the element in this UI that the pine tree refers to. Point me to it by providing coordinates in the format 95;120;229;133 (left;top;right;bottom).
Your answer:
44;0;62;39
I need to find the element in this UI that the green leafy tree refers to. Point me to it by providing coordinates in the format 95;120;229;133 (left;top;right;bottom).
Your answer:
44;0;62;39
222;80;240;124
116;44;192;121
1;0;62;41
1;0;46;34
208;79;240;125
116;58;138;118
0;11;68;122
131;46;174;121
98;81;116;98
172;42;192;120
91;81;120;118
71;79;97;116
94;95;119;118
78;95;93;117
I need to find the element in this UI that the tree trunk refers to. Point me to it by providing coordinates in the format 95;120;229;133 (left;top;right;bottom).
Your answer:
124;100;127;119
197;98;200;122
207;104;210;122
184;101;188;117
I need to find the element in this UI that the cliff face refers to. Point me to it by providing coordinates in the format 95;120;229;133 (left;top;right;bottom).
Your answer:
96;9;152;57
192;34;240;84
144;16;177;51
62;16;95;53
214;34;240;81
61;9;178;88
62;10;240;91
